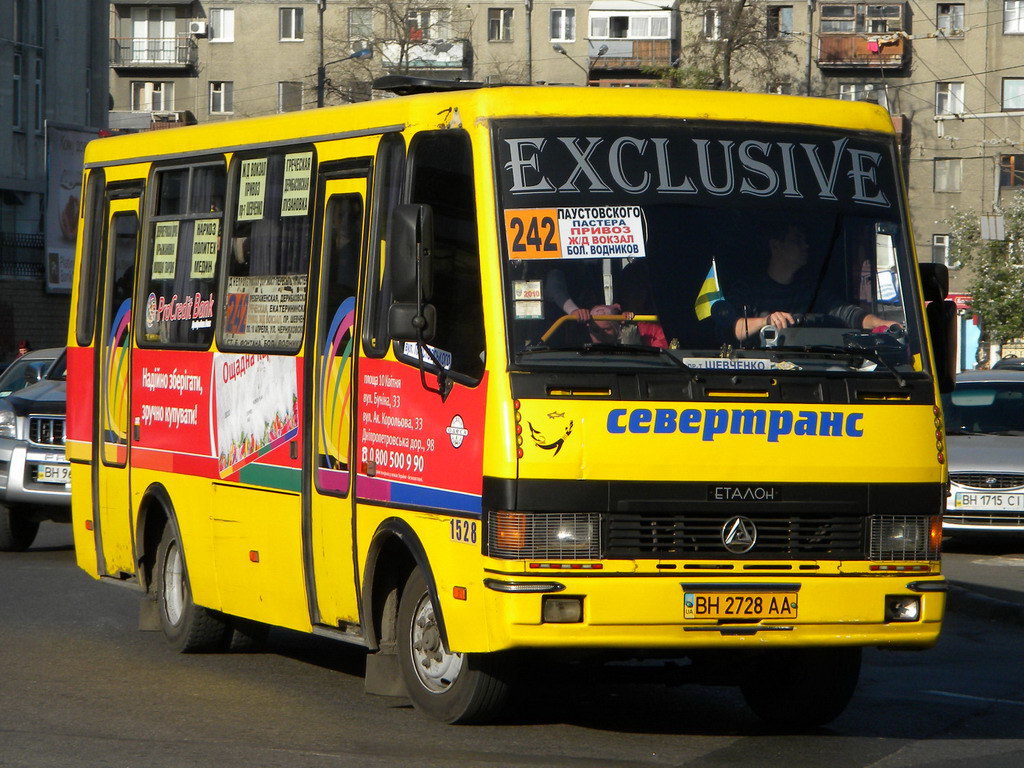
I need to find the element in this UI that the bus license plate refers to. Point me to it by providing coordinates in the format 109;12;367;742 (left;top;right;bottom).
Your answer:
684;592;798;620
954;492;1024;511
36;464;70;484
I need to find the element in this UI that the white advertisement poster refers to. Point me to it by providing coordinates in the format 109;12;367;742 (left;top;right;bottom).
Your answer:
214;353;299;477
45;124;99;293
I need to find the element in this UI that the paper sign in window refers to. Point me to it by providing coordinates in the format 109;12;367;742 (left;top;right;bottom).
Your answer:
280;152;313;217
236;158;268;221
151;220;179;280
190;218;220;279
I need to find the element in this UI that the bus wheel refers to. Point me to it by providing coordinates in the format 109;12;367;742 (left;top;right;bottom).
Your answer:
396;567;509;723
740;647;861;730
0;504;39;552
155;525;231;653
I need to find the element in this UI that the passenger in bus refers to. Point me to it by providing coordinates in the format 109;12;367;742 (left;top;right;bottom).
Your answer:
722;223;895;343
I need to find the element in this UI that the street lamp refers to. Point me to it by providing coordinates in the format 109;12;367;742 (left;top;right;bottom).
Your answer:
552;43;605;82
317;47;373;107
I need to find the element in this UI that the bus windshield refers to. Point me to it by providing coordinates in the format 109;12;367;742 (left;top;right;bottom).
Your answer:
494;119;924;376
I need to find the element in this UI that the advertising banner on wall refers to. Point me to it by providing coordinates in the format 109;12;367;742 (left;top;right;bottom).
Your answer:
45;123;99;294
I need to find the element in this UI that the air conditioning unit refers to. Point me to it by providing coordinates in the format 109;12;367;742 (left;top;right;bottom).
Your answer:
189;20;208;36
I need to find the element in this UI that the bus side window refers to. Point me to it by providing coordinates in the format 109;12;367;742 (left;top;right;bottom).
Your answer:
362;132;405;358
76;168;106;346
221;148;315;353
400;130;485;384
139;162;226;349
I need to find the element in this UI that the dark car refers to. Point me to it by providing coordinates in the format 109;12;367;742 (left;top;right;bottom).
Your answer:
0;351;69;551
992;357;1024;371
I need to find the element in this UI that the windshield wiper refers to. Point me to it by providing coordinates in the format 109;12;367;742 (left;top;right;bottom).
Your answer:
779;344;908;389
525;343;692;373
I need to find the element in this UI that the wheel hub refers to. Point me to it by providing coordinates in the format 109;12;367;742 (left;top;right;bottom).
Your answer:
409;593;463;693
162;540;185;626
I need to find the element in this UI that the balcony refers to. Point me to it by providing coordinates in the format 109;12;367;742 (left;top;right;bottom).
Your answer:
110;36;198;70
588;39;673;70
381;40;466;70
816;34;907;69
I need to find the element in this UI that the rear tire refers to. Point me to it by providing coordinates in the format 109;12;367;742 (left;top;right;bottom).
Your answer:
396;567;509;723
154;525;231;653
0;505;39;552
740;647;861;730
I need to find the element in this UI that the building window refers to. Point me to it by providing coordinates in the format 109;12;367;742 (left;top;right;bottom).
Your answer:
550;8;576;42
1000;154;1024;186
935;82;965;115
278;81;303;112
820;3;902;34
934;158;963;193
767;6;794;38
349;7;373;41
703;9;722;40
33;58;42;132
12;52;22;130
1005;1;1024;33
130;81;174;112
937;3;965;36
405;8;449;40
839;82;888;110
932;234;951;267
209;81;233;114
590;13;670;38
1003;78;1024;110
280;7;304;41
488;8;513;41
209;8;234;42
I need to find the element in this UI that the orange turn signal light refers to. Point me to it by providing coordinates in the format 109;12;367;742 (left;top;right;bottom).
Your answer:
494;510;527;550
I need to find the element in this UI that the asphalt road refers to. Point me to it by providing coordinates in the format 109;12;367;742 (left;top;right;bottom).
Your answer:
2;523;1024;768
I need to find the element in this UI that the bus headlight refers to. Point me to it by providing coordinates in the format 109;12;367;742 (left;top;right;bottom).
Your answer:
869;515;940;561
0;404;16;439
487;511;602;560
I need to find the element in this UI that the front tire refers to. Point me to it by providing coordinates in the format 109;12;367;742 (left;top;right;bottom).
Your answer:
396;567;509;723
0;504;39;552
740;647;861;730
154;525;231;653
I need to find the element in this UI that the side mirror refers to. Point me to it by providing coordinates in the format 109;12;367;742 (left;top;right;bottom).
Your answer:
390;204;433;304
918;262;949;304
388;302;436;343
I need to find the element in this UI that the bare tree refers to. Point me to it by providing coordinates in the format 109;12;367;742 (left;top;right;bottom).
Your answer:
649;1;798;92
320;1;470;103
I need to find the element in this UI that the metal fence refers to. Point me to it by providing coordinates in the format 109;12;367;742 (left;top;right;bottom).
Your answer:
0;233;45;279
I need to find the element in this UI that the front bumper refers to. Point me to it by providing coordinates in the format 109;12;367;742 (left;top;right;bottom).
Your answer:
944;482;1024;531
473;571;945;652
0;437;71;507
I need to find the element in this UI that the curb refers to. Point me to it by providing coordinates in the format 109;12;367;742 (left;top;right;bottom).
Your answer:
947;583;1024;627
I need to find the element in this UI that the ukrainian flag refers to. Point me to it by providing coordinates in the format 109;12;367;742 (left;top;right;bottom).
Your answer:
694;258;724;320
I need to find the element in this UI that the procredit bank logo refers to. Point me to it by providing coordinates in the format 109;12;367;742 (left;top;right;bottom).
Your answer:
145;293;158;326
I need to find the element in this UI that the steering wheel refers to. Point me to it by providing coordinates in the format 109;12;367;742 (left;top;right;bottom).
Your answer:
540;314;659;344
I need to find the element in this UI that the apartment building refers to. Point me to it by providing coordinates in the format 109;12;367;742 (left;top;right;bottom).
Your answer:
107;1;1024;294
0;0;107;357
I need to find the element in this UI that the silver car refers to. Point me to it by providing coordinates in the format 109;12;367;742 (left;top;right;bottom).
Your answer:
943;370;1024;531
0;350;69;551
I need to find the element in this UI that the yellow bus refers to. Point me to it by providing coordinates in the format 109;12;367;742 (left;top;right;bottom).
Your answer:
68;79;955;727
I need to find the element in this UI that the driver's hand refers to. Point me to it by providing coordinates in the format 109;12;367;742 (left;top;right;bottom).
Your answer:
766;311;796;329
570;308;591;322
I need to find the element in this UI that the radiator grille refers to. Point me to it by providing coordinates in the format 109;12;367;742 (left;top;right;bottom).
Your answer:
28;416;65;447
949;472;1024;490
606;514;865;559
944;512;1024;527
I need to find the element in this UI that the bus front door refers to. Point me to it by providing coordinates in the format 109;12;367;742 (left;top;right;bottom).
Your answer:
307;178;366;627
93;196;140;576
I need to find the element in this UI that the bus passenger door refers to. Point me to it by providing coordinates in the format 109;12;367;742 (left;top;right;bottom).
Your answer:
93;196;140;576
307;179;366;627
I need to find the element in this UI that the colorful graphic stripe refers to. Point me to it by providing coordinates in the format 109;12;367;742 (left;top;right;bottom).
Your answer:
104;300;132;444
357;475;483;516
